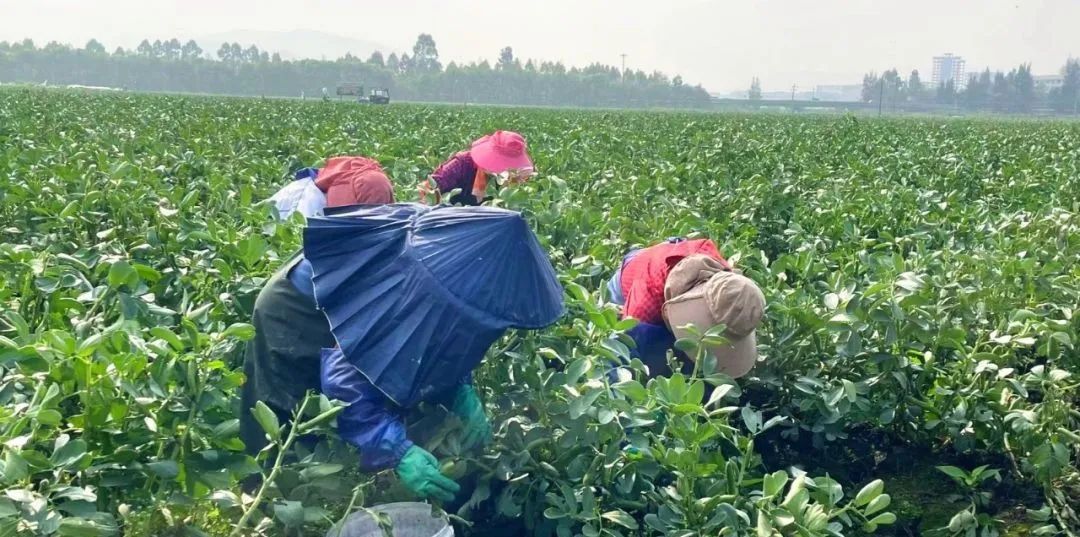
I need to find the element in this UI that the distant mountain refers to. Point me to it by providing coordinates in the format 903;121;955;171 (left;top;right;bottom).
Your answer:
196;29;394;61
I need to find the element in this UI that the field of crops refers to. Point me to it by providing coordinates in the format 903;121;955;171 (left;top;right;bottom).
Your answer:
0;88;1078;537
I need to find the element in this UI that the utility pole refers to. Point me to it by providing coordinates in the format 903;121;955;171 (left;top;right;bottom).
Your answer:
620;54;627;82
878;77;885;116
791;84;797;101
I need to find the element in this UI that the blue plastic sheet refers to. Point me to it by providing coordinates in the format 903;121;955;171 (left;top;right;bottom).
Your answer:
304;203;564;407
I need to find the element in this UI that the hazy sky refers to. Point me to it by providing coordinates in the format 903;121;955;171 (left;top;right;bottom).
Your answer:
2;0;1077;93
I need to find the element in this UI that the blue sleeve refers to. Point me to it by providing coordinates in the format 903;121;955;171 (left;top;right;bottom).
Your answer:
320;347;413;472
287;257;316;299
607;270;625;305
607;247;645;305
626;321;676;374
295;167;319;181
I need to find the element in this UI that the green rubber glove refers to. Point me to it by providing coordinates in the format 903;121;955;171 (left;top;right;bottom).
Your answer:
450;384;492;450
395;446;460;502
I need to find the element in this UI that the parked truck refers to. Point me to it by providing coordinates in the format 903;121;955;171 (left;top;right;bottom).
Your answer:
336;84;390;104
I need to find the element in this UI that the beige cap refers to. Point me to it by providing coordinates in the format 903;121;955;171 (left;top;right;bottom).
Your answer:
662;269;765;378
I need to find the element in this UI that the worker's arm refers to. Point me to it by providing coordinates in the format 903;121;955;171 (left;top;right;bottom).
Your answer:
430;152;486;206
625;321;676;367
417;178;440;205
470;167;488;200
430;372;490;450
320;347;413;471
297;263;420;471
287;256;316;298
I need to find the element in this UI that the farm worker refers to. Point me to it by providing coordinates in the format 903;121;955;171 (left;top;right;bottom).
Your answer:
240;202;564;502
607;238;765;379
418;131;535;206
268;156;395;220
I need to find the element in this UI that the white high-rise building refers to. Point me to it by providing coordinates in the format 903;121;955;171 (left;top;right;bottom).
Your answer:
932;54;967;90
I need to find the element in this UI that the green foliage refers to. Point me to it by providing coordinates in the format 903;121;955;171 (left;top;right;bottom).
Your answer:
1;88;1078;536
0;37;711;109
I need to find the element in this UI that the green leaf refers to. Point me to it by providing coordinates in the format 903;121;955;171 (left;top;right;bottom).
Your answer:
895;272;924;292
705;384;735;408
564;357;591;385
936;465;967;481
209;490;241;509
949;510;974;533
4;489;35;503
544;507;566;520
580;487;596;515
252;401;281;442
145;460;180;478
299;463;344;480
613;380;647;403
51;439;88;469
741;406;763;434
211;419;241;439
600;338;630;360
556;521;572;537
756;510;773;537
57;516;119;537
853;479;883;507
879;407;896;425
197;469;233;489
107;260;137;290
238;235;269;267
763;470;789;498
601;510;638;530
673;337;700;355
52;486;97;503
597;408;616;424
759;415;786;434
297;405;344;433
37;409;63;426
221;323;256;341
149;327;184;351
569;389;603;419
865;493;891;516
842;379;858;403
273;500;305;527
867;512;896;526
2;450;28;483
0;498;17;518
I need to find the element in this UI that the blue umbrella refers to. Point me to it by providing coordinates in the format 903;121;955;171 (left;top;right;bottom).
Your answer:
303;203;565;407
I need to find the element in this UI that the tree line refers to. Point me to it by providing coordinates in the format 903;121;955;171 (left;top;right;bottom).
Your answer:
860;60;1080;114
0;34;712;109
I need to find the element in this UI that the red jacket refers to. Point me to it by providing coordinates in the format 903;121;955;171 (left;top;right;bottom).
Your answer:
620;239;728;325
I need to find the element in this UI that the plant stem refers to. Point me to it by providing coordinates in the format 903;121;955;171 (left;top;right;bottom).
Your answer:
230;396;310;537
329;485;365;537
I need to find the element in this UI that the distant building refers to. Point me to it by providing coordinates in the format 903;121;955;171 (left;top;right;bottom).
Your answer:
815;84;863;102
932;54;967;90
1034;74;1064;91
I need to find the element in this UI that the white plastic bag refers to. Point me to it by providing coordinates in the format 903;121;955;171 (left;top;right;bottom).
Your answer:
269;177;326;220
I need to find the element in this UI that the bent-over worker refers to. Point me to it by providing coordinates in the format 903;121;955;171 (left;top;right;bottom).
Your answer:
268;156;395;221
607;238;766;379
418;131;535;206
241;196;564;502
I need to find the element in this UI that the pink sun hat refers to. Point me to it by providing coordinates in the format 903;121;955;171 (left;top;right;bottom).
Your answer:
469;131;533;174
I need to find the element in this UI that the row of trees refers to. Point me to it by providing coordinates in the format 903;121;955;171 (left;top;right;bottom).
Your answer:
0;34;711;109
860;60;1080;114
